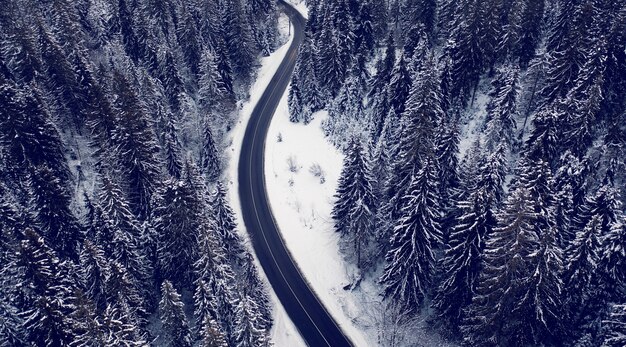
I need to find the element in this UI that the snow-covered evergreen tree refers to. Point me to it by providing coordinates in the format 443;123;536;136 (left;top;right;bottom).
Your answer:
332;140;376;269
602;303;626;347
159;280;193;347
381;157;442;313
463;158;564;346
484;64;520;152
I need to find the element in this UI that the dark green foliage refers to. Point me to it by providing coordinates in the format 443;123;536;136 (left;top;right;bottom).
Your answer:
159;280;193;347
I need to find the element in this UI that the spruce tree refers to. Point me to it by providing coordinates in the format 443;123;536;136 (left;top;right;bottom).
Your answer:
198;49;229;111
381;157;442;313
233;294;269;347
288;72;305;123
387;53;411;116
602;303;626;347
159;280;193;347
28;165;82;258
0;80;70;183
222;0;256;81
564;215;604;322
332;140;376;269
601;219;626;299
433;151;502;328
96;175;152;295
79;240;110;312
200;124;222;183
155;178;203;285
17;228;77;346
463;159;564;346
484;64;519;151
110;70;162;219
211;182;244;265
162;117;184;179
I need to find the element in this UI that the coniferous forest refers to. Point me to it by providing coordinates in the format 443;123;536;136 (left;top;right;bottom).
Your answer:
0;0;279;345
1;0;626;345
288;0;626;346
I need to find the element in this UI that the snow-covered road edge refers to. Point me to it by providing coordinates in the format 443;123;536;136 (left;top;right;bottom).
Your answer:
224;14;306;347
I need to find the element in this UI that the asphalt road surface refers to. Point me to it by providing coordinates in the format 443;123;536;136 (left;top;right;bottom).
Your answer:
237;2;354;346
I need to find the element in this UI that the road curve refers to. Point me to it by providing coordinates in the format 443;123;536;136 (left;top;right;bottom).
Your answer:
237;2;353;347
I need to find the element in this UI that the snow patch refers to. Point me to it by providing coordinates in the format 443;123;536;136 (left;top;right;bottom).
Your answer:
282;0;309;18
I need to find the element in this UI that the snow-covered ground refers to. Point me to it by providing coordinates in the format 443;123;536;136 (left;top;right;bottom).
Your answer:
224;12;306;347
264;89;458;347
283;0;309;18
227;4;455;346
265;104;373;345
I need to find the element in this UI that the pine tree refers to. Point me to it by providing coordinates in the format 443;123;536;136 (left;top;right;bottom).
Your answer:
233;294;269;347
332;140;376;269
198;49;229;111
28;165;83;258
602;303;626;347
211;182;244;265
601;219;626;300
110;70;162;219
463;159;564;346
17;228;77;346
484;64;519;151
387;53;411;116
159;280;193;347
155;178;203;285
200;124;222;182
79;240;110;312
0;80;70;183
381;157;442;313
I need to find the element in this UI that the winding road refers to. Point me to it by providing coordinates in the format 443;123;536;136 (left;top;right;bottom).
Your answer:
237;1;353;346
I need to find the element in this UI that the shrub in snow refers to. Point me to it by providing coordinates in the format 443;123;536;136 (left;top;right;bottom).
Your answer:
287;155;299;173
309;163;326;184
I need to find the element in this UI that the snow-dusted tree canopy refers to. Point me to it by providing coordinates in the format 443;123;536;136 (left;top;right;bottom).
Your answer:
0;0;278;344
291;0;626;345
